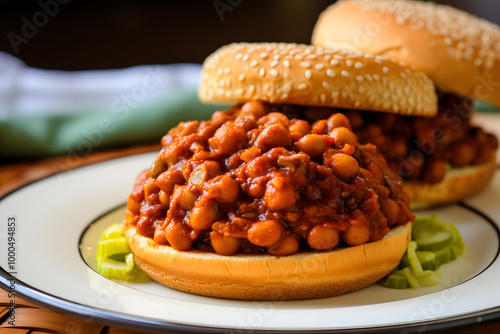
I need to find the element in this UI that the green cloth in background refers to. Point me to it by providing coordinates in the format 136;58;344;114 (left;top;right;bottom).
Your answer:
0;90;227;158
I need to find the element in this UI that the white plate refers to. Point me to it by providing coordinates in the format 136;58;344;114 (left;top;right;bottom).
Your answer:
1;152;500;333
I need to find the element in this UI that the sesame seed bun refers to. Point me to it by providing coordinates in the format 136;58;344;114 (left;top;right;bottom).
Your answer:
404;155;497;210
124;222;411;300
312;0;500;107
199;42;437;117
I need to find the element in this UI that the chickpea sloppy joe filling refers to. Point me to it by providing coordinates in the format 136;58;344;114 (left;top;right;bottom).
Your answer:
295;92;499;185
125;101;414;256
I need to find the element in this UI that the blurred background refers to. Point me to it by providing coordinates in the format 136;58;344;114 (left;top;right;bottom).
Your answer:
1;0;500;162
1;0;500;70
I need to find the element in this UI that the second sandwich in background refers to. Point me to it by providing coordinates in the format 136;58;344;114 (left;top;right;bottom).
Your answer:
312;0;499;208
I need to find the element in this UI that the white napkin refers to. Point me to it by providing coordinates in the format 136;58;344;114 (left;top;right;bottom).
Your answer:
0;51;202;118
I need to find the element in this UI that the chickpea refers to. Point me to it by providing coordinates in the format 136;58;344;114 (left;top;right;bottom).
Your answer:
155;167;185;194
158;190;170;207
153;223;168;245
208;174;240;203
174;185;199;211
289;120;311;138
311;120;328;134
258;112;290;126
330;127;358;148
381;199;400;227
330;153;360;180
326;113;352;131
127;196;141;215
189;202;219;230
208;122;247;155
384;136;407;160
268;235;299;256
240;101;269;120
306;225;340;250
422;159;446;184
189;161;220;185
344;110;364;130
254;123;291;151
343;223;370;246
247;220;285;247
264;175;297;210
165;222;194;251
210;231;241;255
449;141;475;167
295;134;328;160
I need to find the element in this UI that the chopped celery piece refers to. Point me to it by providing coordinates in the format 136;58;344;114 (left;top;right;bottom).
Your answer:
381;270;409;289
99;223;125;242
380;215;466;290
96;224;149;282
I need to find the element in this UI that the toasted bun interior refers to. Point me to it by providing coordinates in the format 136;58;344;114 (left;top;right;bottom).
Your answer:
404;155;497;210
199;42;437;117
312;0;500;107
124;222;411;300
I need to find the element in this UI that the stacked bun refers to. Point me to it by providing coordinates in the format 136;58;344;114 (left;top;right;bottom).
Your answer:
312;0;499;208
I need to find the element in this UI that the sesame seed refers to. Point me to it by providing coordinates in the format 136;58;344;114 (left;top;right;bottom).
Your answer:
341;70;350;77
217;68;223;75
248;85;255;95
355;75;364;82
217;88;224;95
320;93;327;103
274;54;280;60
260;52;268;59
346;60;353;67
315;63;325;70
283;60;291;68
331;91;339;100
330;59;339;66
259;68;266;76
399;60;407;67
358;86;366;94
326;69;336;77
298;83;308;90
400;72;407;79
270;69;279;77
270;60;279;67
354;62;364;69
303;69;311;79
373;74;380;81
300;61;311;68
382;66;389;73
281;93;289;99
334;55;343;60
322;81;330;89
250;60;259;67
242;54;249;61
295;54;304;60
235;88;244;96
235;53;242;60
238;74;245;81
307;54;318;60
324;55;332;60
224;67;231;74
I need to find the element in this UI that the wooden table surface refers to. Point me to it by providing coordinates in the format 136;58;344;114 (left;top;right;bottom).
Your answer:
1;114;500;333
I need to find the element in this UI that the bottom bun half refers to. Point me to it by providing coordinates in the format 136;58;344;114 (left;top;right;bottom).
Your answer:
404;155;497;210
124;223;411;301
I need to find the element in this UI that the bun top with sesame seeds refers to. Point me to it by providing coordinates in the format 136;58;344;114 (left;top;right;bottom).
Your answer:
199;42;437;117
312;0;500;107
